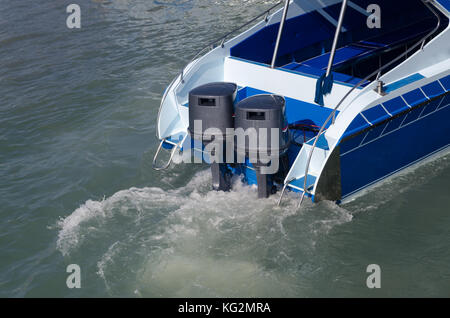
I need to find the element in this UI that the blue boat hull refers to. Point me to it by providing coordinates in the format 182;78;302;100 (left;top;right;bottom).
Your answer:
340;93;450;200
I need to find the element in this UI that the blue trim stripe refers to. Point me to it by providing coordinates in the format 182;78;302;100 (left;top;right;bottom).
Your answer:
402;88;428;107
384;73;425;93
383;96;408;116
436;0;450;12
342;95;449;157
440;74;450;90
344;75;449;138
362;104;391;125
422;81;445;98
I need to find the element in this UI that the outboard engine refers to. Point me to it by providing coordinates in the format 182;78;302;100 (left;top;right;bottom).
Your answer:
235;94;290;198
188;82;237;191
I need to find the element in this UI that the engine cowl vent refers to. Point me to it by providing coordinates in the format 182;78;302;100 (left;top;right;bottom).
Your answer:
188;82;237;141
234;94;289;156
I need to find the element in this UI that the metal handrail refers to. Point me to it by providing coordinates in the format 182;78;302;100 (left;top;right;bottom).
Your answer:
271;0;290;68
325;0;348;78
181;1;284;83
297;0;442;206
152;135;187;171
156;1;283;140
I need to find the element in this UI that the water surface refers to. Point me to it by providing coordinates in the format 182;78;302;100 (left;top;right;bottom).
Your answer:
0;0;449;297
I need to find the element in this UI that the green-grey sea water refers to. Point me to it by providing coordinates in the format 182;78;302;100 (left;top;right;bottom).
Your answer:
0;0;449;297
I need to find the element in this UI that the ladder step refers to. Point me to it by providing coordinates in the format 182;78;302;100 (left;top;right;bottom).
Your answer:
163;133;187;149
306;133;329;150
287;174;317;192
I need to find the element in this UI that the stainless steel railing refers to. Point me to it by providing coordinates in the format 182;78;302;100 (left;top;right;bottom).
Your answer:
156;1;284;139
180;1;284;83
271;0;291;68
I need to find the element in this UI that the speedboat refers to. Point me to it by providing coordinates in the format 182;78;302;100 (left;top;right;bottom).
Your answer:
153;0;450;206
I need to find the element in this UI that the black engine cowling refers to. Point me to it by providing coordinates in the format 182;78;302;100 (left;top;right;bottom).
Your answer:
188;82;237;141
235;94;290;198
188;82;237;192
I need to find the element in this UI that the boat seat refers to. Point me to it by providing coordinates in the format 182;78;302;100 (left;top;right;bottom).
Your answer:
279;18;436;88
304;18;434;68
282;62;370;86
301;44;379;70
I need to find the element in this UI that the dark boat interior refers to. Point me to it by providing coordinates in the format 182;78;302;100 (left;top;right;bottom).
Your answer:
230;0;448;85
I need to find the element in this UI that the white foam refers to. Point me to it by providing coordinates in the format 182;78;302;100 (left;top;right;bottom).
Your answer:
56;185;182;256
56;169;356;296
57;199;104;256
